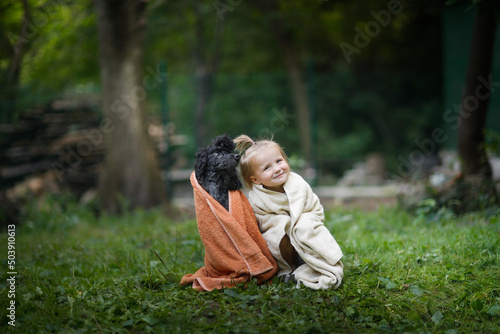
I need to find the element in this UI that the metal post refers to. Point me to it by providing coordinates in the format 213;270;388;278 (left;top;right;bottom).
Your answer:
307;60;319;187
159;61;173;201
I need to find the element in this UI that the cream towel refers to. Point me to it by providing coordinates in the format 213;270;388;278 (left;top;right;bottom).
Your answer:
248;172;343;289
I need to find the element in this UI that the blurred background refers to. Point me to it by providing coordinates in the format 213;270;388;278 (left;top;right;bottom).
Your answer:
1;0;499;216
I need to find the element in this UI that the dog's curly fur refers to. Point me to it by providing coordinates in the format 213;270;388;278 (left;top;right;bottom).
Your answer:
194;134;242;210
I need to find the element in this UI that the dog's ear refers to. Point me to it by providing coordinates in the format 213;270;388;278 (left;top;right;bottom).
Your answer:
194;147;209;184
213;134;235;152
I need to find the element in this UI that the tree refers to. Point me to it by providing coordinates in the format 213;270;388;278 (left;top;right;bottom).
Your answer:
1;0;32;119
193;2;224;147
278;25;312;165
1;1;100;118
242;0;316;163
456;0;499;208
94;0;166;213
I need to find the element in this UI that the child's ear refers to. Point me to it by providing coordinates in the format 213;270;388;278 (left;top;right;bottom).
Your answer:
250;176;261;185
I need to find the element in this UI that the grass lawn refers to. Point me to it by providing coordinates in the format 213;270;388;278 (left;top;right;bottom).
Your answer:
1;195;499;333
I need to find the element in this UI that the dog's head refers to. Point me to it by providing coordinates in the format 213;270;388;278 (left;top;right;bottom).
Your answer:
195;134;242;190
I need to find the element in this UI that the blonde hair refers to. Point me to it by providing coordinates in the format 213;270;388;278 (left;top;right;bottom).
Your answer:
234;134;288;188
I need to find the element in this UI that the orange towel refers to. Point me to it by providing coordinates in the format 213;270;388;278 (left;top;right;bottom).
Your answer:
180;172;278;291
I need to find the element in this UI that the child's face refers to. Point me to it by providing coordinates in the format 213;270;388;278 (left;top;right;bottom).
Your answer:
250;145;289;193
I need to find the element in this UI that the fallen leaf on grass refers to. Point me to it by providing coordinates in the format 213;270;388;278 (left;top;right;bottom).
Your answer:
486;305;500;317
378;277;397;290
409;285;424;296
431;311;443;324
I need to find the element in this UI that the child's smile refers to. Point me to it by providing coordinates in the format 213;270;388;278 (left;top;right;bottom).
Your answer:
250;146;290;193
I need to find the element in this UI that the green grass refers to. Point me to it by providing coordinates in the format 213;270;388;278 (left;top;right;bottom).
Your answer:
1;195;499;333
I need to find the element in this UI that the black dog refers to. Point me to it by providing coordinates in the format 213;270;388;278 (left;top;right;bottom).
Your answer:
194;134;242;210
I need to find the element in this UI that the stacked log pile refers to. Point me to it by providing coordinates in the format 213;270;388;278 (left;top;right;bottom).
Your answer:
0;100;195;226
0;100;102;197
0;99;188;215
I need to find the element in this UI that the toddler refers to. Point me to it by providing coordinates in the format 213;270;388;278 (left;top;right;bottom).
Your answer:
234;135;343;289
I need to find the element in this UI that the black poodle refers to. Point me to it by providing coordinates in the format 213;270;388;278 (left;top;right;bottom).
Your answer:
194;134;242;210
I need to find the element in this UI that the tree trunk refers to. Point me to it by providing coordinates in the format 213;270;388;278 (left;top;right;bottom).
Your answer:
193;3;224;147
95;0;166;213
4;0;31;118
282;42;312;163
456;2;498;209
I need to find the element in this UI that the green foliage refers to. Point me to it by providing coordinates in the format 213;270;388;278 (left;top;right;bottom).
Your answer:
0;0;99;120
19;1;99;94
417;173;500;216
485;129;500;156
2;195;499;333
1;0;443;173
315;65;442;175
414;198;456;223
